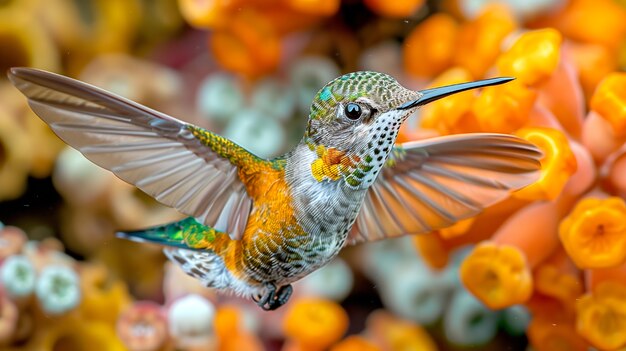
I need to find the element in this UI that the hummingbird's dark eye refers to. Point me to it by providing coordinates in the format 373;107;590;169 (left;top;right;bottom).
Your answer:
344;103;362;120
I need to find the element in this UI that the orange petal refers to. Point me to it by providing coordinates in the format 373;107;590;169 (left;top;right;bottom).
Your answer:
453;4;518;78
514;127;577;200
497;29;562;87
546;0;626;51
329;335;381;351
362;0;425;18
536;56;585;139
576;281;626;350
365;310;437;351
403;14;458;78
439;217;475;240
557;141;596;213
606;148;626;199
472;79;537;133
525;104;564;131
581;111;624;164
590;72;626;137
527;316;589;351
412;232;449;270
178;0;236;28
283;298;349;349
492;201;560;267
419;68;479;135
534;264;583;316
566;42;618;101
460;241;533;309
586;263;626;291
210;9;280;78
285;0;340;17
559;197;626;269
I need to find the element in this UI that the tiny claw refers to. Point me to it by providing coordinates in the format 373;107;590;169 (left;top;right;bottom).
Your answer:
255;283;293;311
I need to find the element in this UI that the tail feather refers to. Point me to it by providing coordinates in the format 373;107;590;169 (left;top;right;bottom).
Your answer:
117;217;254;294
116;217;207;250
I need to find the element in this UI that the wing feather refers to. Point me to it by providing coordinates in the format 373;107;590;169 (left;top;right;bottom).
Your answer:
347;133;542;245
8;67;263;239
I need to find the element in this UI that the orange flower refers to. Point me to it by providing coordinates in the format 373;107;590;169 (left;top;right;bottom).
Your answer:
363;0;425;18
527;316;589;351
412;232;449;270
439;217;475;240
365;310;437;351
215;306;264;351
567;42;618;100
177;0;236;29
460;242;533;309
544;0;626;51
210;9;280;78
559;197;626;268
497;29;562;87
283;298;349;350
576;281;626;350
472;79;537;133
581;111;624;164
514;127;577;200
590;72;626;137
420;68;478;135
286;0;340;16
454;4;518;78
403;14;458;78
329;335;381;351
534;264;583;316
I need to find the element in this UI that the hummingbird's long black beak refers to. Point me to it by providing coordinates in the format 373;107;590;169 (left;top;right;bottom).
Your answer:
397;77;515;110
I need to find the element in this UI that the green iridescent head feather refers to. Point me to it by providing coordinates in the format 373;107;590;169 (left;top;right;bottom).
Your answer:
308;71;415;122
304;71;419;149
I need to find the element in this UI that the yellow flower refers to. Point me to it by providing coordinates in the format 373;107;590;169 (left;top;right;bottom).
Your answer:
420;68;478;135
514;127;577;200
79;263;132;327
472;80;537;133
283;298;349;350
534;264;583;315
27;315;126;351
497;29;562;87
576;281;626;350
590;72;626;137
460;242;533;309
559;197;626;268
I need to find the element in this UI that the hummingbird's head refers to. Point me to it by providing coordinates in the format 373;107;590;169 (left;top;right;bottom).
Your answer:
303;71;513;188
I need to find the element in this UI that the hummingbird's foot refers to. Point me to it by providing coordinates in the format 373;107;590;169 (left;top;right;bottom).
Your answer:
253;283;293;311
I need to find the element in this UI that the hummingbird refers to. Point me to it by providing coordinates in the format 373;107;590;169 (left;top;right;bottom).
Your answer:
9;68;541;310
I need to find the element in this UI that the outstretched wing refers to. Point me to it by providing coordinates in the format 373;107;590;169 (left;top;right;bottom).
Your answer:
8;67;261;239
347;133;542;245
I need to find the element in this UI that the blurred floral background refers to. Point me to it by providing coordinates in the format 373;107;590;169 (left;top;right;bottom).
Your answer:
1;0;626;350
